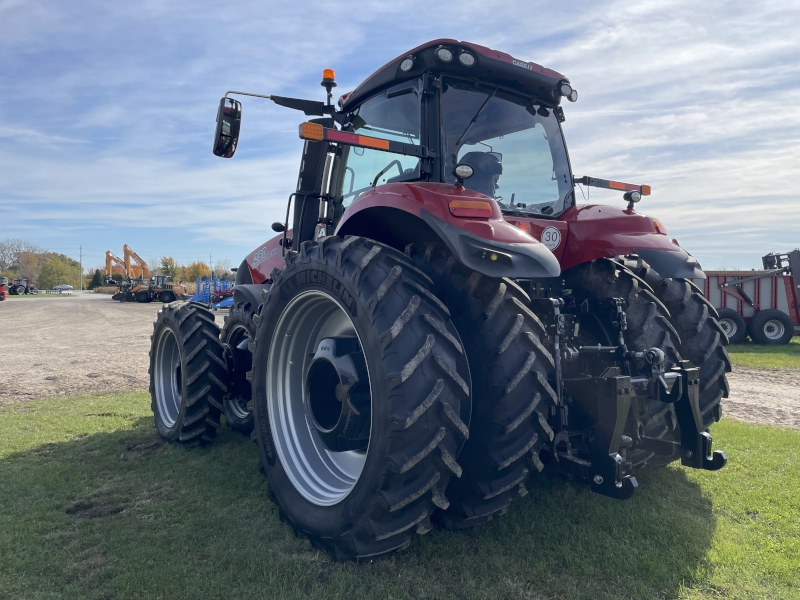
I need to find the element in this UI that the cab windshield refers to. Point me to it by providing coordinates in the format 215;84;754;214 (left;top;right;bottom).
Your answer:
441;78;573;217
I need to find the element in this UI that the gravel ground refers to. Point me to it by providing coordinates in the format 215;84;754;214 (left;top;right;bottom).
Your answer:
0;293;223;405
1;294;798;429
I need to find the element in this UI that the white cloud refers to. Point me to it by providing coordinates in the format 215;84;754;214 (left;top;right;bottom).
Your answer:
1;0;798;270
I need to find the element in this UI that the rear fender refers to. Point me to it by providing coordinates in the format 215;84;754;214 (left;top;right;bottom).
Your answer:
544;205;705;279
335;182;560;278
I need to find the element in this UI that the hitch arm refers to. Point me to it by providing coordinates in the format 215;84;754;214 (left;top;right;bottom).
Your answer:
564;370;638;500
673;362;727;470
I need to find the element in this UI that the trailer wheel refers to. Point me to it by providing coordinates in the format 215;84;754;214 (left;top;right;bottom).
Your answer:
149;302;225;446
717;308;747;344
565;259;684;468
408;242;556;529
221;303;255;433
620;256;730;430
250;236;471;560
749;309;794;345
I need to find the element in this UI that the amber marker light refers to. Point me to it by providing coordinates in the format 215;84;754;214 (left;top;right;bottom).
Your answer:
449;199;493;218
298;122;324;141
641;185;652;196
653;220;668;234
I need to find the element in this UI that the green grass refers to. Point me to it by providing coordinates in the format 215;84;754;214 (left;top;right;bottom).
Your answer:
1;393;798;600
727;337;800;369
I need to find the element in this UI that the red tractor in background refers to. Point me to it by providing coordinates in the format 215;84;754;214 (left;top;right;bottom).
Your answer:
0;278;8;301
149;39;730;560
8;278;38;295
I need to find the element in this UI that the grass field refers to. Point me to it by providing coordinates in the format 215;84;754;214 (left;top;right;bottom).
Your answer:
1;393;798;600
727;337;800;369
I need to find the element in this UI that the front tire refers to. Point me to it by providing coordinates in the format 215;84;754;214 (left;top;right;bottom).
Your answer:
149;302;225;446
221;303;255;433
250;237;471;560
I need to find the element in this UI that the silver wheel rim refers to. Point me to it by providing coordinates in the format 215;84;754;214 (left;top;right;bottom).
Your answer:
267;290;371;506
763;318;786;340
225;322;252;419
720;317;737;338
154;327;182;428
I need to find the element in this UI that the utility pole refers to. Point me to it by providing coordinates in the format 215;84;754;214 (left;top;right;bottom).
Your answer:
79;245;83;291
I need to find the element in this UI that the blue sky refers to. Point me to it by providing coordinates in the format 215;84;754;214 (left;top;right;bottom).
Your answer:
1;0;798;272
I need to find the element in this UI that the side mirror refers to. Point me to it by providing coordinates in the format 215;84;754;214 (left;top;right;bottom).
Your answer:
213;98;242;158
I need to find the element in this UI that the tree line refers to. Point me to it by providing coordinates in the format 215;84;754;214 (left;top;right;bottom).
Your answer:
0;239;81;290
1;239;235;290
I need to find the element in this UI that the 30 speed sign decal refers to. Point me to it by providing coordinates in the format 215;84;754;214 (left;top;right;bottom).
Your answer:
540;226;562;250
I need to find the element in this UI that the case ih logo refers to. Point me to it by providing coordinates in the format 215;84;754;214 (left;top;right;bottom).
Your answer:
252;245;278;267
512;59;534;71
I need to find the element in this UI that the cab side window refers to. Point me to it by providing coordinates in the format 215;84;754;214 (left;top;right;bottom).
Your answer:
338;81;422;207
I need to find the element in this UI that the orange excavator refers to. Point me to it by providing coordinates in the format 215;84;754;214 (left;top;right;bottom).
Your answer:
124;244;150;280
108;244;187;303
105;251;127;282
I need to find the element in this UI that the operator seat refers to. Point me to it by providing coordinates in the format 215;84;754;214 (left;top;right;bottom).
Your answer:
459;152;502;199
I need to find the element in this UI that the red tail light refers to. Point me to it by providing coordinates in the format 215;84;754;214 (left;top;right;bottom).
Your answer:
449;200;493;218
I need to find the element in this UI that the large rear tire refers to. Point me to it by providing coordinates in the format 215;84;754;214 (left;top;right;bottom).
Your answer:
250;236;471;560
409;242;556;529
149;302;225;446
564;259;683;468
621;256;731;426
221;303;255;433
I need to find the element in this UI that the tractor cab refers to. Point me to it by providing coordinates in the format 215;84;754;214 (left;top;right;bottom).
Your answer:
331;50;575;219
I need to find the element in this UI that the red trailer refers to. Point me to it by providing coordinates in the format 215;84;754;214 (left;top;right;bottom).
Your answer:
694;250;800;344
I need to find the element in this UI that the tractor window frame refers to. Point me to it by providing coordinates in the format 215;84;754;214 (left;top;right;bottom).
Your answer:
330;78;427;213
437;75;576;218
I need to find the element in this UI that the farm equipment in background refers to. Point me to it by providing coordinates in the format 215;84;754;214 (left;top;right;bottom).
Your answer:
8;278;38;295
0;278;8;301
105;251;127;283
149;39;730;560
697;249;800;344
124;244;150;280
113;275;187;303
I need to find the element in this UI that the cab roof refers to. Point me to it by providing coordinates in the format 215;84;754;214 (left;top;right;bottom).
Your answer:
339;39;567;113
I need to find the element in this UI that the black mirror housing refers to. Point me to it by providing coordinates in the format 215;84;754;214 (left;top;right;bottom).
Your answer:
213;98;242;158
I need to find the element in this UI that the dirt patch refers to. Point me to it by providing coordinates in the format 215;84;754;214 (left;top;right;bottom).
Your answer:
724;366;800;429
0;293;222;405
1;294;798;429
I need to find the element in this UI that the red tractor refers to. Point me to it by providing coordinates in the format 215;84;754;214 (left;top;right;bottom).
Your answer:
0;277;8;301
9;278;38;295
149;40;729;560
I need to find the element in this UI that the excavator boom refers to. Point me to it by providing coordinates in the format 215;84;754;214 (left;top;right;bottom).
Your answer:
123;244;151;280
105;251;127;279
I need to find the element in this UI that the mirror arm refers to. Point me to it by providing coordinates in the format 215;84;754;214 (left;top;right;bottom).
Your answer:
225;91;334;117
224;90;274;100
